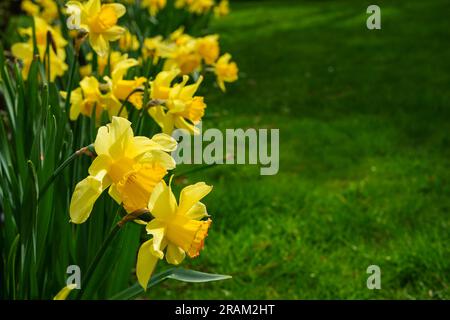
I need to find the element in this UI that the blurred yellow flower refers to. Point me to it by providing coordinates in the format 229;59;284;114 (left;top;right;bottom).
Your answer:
214;53;238;92
163;44;202;75
21;0;59;23
11;17;68;81
189;0;214;15
149;70;206;134
214;0;229;18
196;34;220;65
66;0;126;56
136;180;212;289
175;0;214;15
142;35;164;64
103;58;147;112
119;29;140;51
69;117;177;223
141;0;166;16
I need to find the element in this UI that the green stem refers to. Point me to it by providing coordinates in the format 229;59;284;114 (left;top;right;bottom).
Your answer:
117;88;144;117
38;145;93;201
39;152;78;200
77;223;121;300
64;53;79;112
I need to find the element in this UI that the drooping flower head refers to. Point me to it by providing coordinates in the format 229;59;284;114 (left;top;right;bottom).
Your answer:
136;180;213;289
66;0;126;56
69;117;177;223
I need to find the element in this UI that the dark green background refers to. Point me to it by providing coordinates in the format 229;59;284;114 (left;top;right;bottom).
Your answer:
151;0;450;299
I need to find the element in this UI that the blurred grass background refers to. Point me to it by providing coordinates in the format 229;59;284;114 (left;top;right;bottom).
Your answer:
150;0;450;299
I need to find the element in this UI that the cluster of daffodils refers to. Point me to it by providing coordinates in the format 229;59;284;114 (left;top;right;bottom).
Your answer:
142;27;238;91
8;0;236;292
140;0;230;18
70;117;212;289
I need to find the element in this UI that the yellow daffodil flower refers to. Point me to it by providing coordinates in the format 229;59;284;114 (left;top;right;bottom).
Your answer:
196;34;220;65
214;0;229;18
11;17;68;81
141;0;166;16
66;0;126;56
103;58;147;111
214;53;238;92
136;180;212;289
149;70;206;134
60;76;110;121
69;117;177;223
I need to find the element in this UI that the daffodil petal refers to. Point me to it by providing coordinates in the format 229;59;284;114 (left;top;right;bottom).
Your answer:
185;202;208;220
140;150;176;170
166;244;185;265
178;182;213;216
148;181;177;219
88;154;112;177
69;176;107;224
145;219;167;259
136;239;160;290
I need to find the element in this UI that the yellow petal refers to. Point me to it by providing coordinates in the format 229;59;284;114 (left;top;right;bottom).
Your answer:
180;76;203;100
166;243;185;265
174;116;198;135
140;150;176;170
178;182;213;216
151;133;178;152
145;219;167;259
148;106;175;134
88;154;112;176
94;116;133;158
103;26;126;42
90;33;109;57
108;183;122;204
53;284;77;300
69;176;107;224
103;3;126;18
148;181;177;219
136;239;160;290
185;202;208;220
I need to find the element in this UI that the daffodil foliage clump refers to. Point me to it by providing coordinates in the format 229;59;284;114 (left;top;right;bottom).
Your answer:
0;0;236;300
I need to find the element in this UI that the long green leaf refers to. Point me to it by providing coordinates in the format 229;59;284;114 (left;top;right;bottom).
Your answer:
110;268;231;300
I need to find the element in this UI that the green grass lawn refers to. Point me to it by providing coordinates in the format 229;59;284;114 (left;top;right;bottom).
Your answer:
149;0;450;299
